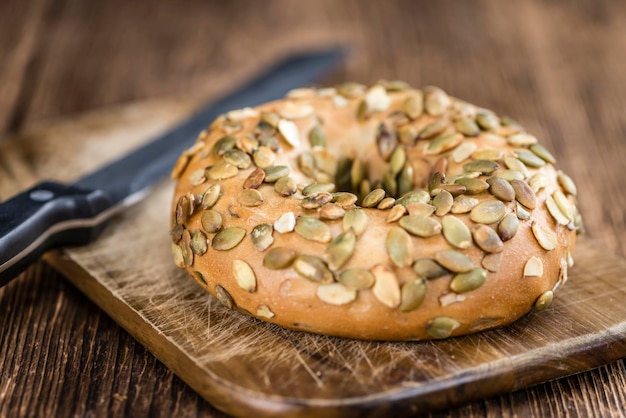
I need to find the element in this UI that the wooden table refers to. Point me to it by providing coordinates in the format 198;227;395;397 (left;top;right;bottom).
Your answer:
1;0;625;416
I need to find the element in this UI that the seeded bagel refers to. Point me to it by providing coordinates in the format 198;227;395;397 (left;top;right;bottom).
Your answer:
170;81;581;341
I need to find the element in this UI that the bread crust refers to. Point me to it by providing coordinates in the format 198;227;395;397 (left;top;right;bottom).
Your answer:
170;83;579;340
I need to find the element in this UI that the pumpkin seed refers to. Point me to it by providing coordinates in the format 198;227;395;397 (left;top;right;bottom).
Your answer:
438;184;467;197
497;213;519;241
343;209;368;235
189;168;207;186
531;222;557;250
382;172;397;196
528;173;549;193
471;200;507;224
376;123;397;161
439;292;466;307
190;230;208;255
295;216;331;243
324;230;356;270
277;119;300;147
452;141;477;163
316;283;357;305
212;227;246;250
399;279;427;312
207;161;238;180
424;86;450;116
529;143;556;164
454;177;490;194
365;85;391;113
223;149;252;169
172;243;185;268
378;197;396;210
433;190;453;216
298;151;316;177
487;177;515;201
215;285;234;309
398;164;414;197
514;150;545;168
426;317;460;339
200;210;222;234
534;290;554;311
293;255;333;283
463;159;499;175
274;211;295;233
212;135;236;155
455;118;480;137
301;192;333;209
253;146;276;168
359;188;383;208
557;171;578;195
236;135;258;154
407;202;436;217
308;125;326;148
471;149;503;161
338;269;375;289
399;215;442;238
450;196;479;214
243;167;266;189
496;169;525;182
263;165;290;183
319;204;346;220
371;264;401;308
481;253;502;272
450;268;486;293
398;124;418;145
260;110;280;128
171;225;184;244
232;259;257;292
434;250;473;273
387;227;414;267
516;202;532;220
418;119;449;139
251;223;274;251
442;216;472;249
389;147;407;176
413;258;448;279
404;94;424;119
180;230;193;267
507;133;537;147
386;204;406;223
552;190;574;221
333;192;358;208
256;304;275;319
381;79;411;92
337;82;366;98
263;247;296;269
510;179;537;209
476;111;500;131
472;225;504;253
503;156;529;177
175;195;191;225
227;107;258;121
238;189;264;207
524;256;543;277
396;190;431;207
313;148;337;176
350;158;366;190
546;196;570;225
273;176;297;196
425;133;463;155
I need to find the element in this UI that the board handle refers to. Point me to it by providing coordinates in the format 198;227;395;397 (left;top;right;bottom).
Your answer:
0;181;112;286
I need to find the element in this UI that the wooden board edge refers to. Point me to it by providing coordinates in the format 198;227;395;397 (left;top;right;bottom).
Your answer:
43;248;626;418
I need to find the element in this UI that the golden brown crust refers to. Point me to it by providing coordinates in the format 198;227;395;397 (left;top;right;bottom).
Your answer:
170;82;580;341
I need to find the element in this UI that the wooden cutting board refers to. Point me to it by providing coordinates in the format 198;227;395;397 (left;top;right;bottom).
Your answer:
2;99;626;418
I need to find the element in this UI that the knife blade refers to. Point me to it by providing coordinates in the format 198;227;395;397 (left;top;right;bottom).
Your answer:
0;48;344;286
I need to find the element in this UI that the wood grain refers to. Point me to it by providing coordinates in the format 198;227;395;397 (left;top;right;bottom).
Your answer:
1;0;626;417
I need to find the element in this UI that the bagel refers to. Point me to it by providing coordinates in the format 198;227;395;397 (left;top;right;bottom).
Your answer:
169;81;581;340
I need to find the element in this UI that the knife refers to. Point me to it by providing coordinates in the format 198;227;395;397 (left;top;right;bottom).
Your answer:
0;48;344;286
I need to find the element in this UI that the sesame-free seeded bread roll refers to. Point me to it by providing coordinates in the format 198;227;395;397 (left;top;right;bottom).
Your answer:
170;81;581;340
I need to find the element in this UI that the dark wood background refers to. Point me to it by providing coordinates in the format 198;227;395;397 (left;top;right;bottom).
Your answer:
1;0;626;416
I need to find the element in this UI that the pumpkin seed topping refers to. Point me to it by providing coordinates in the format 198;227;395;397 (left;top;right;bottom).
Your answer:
236;135;258;154
553;190;574;221
503;156;529;177
295;216;331;243
450;268;487;293
200;210;222;234
463;159;499;175
425;133;463;155
442;216;472;249
253;146;276;168
529;143;556;164
546;195;570;225
251;223;274;251
175;195;191;225
389;147;407;176
487;177;515;201
497;213;519;241
507;133;538;147
293;255;333;283
260;111;280;128
172;243;185;268
180;230;193;267
386;227;414;267
399;279;427;312
476;111;500;131
452;141;478;163
227;107;258;121
496;169;526;182
263;247;296;269
263;165;290;183
510;179;537;209
238;189;264;207
376;123;398;161
534;290;554;311
472;225;504;253
413;258;448;279
317;283;357;305
365;84;392;113
301;192;333;209
338;269;375;290
212;227;246;251
256;304;275;319
207;161;238;180
308;124;326;148
377;197;396;210
404;94;424;119
243;167;266;189
454;177;490;194
274;211;296;233
277;119;300;147
371;264;402;308
362;188;386;208
470;200;507;224
433;190;453;216
319;204;346;220
215;285;234;309
396;190;431;207
398;124;418;145
514;150;546;168
399;215;442;238
407;202;436;217
440;292;466;307
274;176;298;196
325;230;356;270
531;222;558;251
435;250;474;273
343;209;368;235
524;256;544;277
333;192;358;208
302;182;335;196
223;149;252;169
298;151;316;177
471;149;503;161
212;135;236;155
232;259;257;292
190;230;208;256
189;168;207;186
482;253;502;272
418;119;449;139
557;171;578;195
426;317;460;339
386;204;406;223
313;148;337;176
451;196;479;214
455;118;480;137
424;86;450;116
516;202;532;220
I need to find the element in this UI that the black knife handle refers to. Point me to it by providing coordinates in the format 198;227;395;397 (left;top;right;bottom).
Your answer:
0;182;113;286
